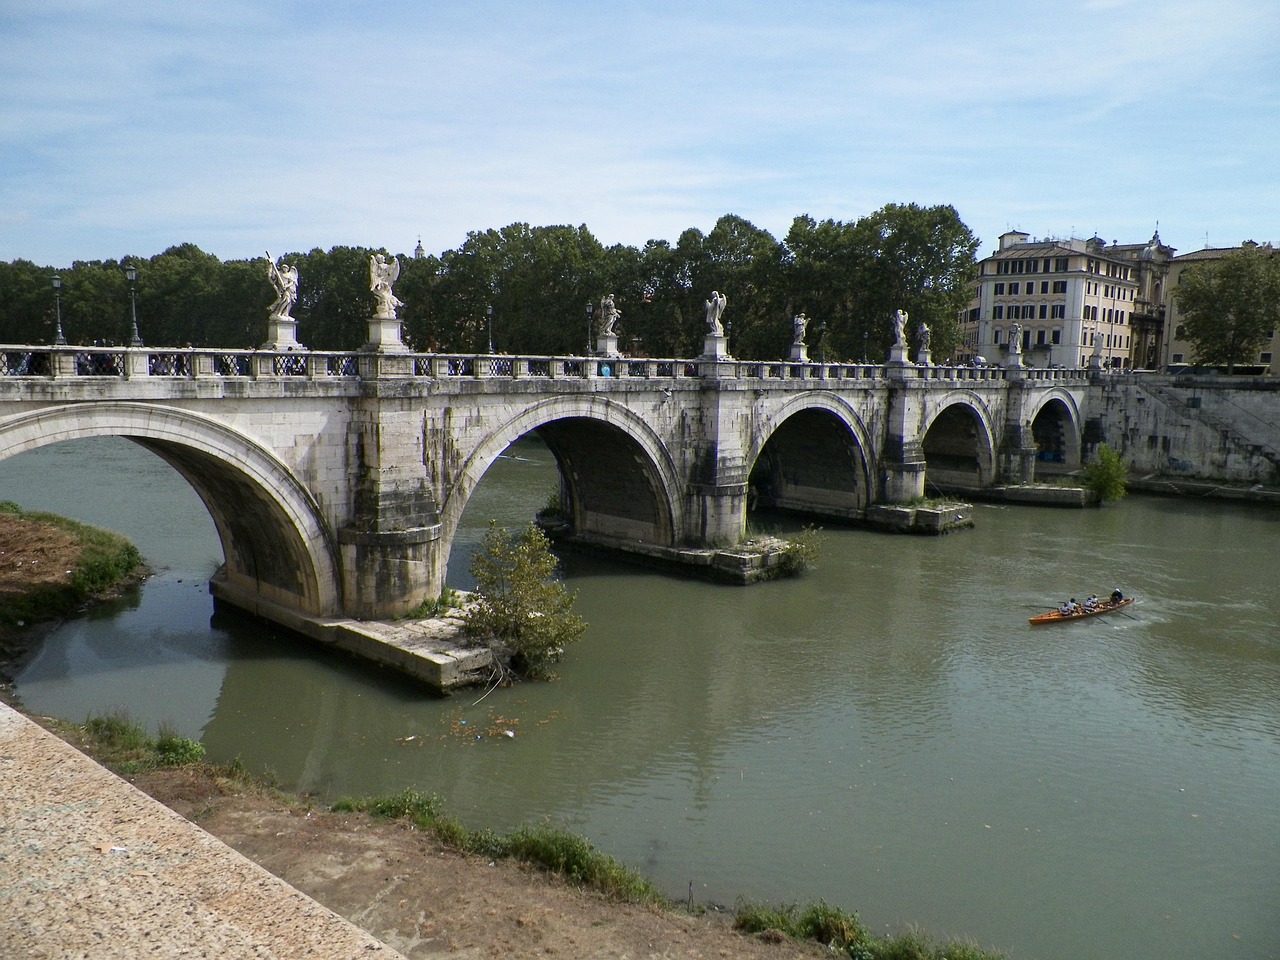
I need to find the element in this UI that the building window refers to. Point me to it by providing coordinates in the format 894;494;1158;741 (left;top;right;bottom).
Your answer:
1041;281;1049;294
993;305;1004;319
1039;304;1048;319
994;282;1005;295
1051;329;1061;344
1009;282;1020;295
1172;353;1184;362
1055;257;1069;272
1037;329;1047;345
1051;304;1065;319
1052;280;1066;294
1262;352;1273;363
1175;324;1186;339
995;328;1003;344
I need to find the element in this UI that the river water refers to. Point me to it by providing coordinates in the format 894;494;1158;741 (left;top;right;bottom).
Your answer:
2;436;1278;960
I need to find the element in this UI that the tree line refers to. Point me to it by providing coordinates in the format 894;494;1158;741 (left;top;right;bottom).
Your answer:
1;204;981;362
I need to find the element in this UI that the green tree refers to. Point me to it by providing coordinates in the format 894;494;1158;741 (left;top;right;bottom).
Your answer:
1082;443;1128;502
465;522;586;679
849;203;979;361
1171;244;1280;374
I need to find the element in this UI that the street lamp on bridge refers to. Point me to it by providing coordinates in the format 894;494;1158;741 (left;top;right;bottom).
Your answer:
124;265;143;346
51;275;66;345
585;299;594;355
486;304;494;354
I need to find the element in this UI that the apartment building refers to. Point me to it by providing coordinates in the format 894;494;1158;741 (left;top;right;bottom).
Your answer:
967;231;1143;369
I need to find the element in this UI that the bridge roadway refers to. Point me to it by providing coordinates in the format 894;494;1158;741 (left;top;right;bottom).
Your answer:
0;343;1091;623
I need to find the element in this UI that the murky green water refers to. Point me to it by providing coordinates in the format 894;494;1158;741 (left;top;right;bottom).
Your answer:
3;436;1278;960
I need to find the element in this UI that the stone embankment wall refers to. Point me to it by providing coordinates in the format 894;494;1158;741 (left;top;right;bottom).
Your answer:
1091;375;1280;484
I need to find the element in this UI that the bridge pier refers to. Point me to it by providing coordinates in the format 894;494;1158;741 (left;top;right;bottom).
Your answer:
997;378;1040;485
339;396;446;617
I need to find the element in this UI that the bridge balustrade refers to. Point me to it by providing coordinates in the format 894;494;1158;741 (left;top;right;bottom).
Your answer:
3;344;1093;388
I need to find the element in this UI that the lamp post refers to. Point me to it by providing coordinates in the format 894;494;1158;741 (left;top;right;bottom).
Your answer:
486;304;493;354
585;299;594;355
51;275;66;345
818;318;827;363
124;265;142;346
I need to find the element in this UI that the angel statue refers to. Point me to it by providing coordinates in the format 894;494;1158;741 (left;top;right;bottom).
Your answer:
705;290;727;336
370;253;403;319
266;252;299;319
917;319;931;351
1008;320;1023;353
792;313;809;346
599;293;620;336
891;308;908;347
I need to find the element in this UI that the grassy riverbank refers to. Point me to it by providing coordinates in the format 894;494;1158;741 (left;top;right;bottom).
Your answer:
0;501;144;631
23;708;1008;960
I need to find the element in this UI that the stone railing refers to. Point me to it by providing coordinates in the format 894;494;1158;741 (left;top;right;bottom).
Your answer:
0;344;1086;385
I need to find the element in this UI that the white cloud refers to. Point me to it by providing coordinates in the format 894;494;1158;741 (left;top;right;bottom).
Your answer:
1;0;1277;266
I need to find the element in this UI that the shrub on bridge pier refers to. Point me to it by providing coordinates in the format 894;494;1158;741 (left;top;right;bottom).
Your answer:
464;521;586;680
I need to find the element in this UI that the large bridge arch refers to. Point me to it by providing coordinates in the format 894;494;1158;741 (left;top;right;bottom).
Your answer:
747;393;875;518
1026;389;1084;469
437;396;683;583
919;396;997;492
0;402;342;615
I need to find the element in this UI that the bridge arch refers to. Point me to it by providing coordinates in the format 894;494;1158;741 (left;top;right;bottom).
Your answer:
0;402;341;615
919;395;997;492
438;396;682;581
747;393;875;518
1027;389;1084;469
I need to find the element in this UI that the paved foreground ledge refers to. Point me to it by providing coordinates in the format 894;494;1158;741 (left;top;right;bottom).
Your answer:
0;702;406;959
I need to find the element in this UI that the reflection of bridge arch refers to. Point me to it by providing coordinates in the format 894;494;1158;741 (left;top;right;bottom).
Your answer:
920;398;996;492
0;402;341;614
747;394;874;518
439;397;682;582
1028;390;1083;468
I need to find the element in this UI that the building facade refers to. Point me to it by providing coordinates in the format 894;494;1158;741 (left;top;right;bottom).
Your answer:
968;231;1146;369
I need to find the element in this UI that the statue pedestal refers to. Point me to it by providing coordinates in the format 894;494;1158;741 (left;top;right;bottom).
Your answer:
702;334;731;360
915;348;932;366
262;314;304;351
788;343;809;362
596;332;621;357
888;343;909;365
362;314;408;354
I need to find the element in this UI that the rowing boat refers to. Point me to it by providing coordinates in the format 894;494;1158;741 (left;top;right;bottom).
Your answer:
1029;596;1134;625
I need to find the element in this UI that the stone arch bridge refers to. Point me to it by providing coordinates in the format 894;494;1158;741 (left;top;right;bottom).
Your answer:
0;345;1090;621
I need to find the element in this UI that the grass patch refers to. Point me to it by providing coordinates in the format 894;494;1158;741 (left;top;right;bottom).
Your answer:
401;587;461;620
60;709;205;776
734;899;1006;959
332;789;665;904
0;501;144;631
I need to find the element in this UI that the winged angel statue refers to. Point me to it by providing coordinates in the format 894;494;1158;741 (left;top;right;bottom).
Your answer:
370;254;403;319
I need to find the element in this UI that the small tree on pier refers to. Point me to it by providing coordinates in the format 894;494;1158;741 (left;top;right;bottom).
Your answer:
465;521;586;680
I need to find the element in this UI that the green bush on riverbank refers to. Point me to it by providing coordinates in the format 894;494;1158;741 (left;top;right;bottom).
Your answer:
0;501;144;630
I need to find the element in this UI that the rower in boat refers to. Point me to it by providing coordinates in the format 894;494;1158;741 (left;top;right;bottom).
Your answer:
1058;600;1075;615
1084;594;1099;612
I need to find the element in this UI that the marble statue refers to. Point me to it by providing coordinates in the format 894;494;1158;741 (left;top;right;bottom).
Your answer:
705;291;727;336
892;309;908;347
1008;321;1023;353
266;252;298;319
599;294;620;336
917;319;930;352
792;313;809;346
369;254;403;319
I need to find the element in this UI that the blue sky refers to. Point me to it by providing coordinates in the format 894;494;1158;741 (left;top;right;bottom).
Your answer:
3;0;1278;268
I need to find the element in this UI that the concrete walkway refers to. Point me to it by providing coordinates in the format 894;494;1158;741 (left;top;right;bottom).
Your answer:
0;702;406;959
